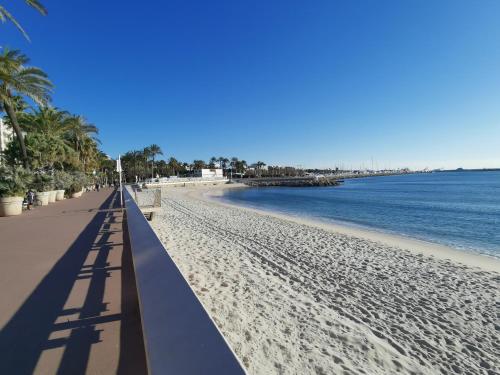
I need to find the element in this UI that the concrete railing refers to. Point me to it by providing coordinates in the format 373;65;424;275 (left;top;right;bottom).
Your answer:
123;188;246;374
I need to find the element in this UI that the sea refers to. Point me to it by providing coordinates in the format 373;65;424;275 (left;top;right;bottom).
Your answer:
217;171;500;257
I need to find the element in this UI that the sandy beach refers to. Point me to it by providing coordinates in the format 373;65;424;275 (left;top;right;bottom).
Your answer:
151;184;500;374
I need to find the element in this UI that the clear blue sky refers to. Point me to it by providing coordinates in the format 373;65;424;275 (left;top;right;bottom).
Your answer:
3;0;500;169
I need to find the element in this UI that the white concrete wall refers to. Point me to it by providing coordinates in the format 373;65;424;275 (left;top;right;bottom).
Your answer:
193;169;223;178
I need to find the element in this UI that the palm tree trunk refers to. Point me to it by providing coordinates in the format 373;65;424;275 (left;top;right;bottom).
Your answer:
4;101;29;169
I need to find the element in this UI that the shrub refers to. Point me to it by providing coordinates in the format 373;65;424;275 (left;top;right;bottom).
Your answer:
0;166;33;197
53;170;73;190
30;173;54;192
69;182;83;194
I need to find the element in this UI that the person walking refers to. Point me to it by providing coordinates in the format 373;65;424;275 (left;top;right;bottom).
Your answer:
26;190;35;210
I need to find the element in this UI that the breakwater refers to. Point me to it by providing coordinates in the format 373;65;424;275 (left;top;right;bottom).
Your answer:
236;177;341;187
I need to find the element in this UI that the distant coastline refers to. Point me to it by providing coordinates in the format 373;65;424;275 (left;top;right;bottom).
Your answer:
436;168;500;172
218;171;500;257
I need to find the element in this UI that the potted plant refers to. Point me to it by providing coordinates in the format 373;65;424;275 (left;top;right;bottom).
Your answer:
68;171;87;198
0;166;32;216
54;170;72;201
69;182;83;198
31;173;54;206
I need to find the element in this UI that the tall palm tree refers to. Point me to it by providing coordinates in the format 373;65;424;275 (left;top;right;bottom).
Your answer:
65;115;99;154
133;150;144;180
229;157;239;179
0;48;52;168
217;156;224;169
193;159;205;171
167;157;180;176
79;136;99;173
256;161;266;177
17;108;74;170
209;156;217;169
0;0;47;41
146;144;163;179
142;147;152;177
19;107;71;135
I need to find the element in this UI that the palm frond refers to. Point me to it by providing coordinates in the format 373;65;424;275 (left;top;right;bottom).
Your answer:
25;0;47;15
0;6;30;41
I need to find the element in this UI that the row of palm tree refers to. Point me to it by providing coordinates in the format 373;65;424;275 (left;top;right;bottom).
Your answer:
208;156;248;174
0;48;52;168
0;47;111;195
121;145;165;181
120;149;267;181
0;1;117;214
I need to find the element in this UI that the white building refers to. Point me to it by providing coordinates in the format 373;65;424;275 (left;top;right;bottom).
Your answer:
0;118;14;153
193;168;224;178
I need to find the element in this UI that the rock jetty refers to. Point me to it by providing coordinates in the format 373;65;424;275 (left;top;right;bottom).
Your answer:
238;177;341;187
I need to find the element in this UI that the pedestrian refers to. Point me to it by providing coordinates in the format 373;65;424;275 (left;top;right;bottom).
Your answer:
95;182;100;192
26;190;35;210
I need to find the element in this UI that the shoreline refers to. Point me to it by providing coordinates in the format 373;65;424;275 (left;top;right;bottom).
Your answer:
198;183;500;273
151;184;500;374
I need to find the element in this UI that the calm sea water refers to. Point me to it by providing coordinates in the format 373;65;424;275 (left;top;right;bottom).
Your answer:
218;172;500;257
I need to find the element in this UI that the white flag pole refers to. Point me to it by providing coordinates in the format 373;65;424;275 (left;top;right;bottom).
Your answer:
117;154;123;207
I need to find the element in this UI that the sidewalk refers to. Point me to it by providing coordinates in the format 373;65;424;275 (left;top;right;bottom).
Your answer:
0;189;147;374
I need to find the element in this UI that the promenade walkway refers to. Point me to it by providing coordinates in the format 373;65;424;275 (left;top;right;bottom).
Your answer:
0;189;147;374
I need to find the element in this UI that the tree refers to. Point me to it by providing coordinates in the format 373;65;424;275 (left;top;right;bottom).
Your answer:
65;115;98;155
193;159;205;170
167;157;181;176
234;159;247;174
17;107;98;170
209;156;217;169
229;157;238;177
217;156;224;169
0;48;52;168
0;0;47;41
146;144;163;178
256;161;266;177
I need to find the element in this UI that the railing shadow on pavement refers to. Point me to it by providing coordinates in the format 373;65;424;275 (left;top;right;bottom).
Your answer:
0;190;147;375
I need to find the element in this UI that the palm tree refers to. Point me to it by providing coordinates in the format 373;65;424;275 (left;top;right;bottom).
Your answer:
217;156;224;169
209;156;217;169
256;161;266;177
79;136;99;173
0;0;47;41
19;107;71;135
167;157;180;176
193;159;205;171
142;147;152;177
0;48;52;168
240;160;247;174
16;108;76;170
230;157;238;175
146;144;163;179
65;115;99;154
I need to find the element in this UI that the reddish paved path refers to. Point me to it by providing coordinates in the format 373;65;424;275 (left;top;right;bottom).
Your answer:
0;188;147;374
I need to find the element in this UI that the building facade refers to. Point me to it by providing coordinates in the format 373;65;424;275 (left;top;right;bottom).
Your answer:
193;168;224;178
0;119;14;162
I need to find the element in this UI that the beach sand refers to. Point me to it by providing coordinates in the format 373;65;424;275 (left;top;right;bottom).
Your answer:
151;184;500;375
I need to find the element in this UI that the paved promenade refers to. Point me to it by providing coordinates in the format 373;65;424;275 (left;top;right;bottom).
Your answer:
0;189;147;374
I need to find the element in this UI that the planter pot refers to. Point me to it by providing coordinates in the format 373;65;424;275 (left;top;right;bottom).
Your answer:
36;191;50;206
56;190;65;201
48;190;57;203
71;190;83;198
0;196;24;217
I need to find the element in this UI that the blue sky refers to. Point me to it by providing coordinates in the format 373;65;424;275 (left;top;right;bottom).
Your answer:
3;0;500;169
